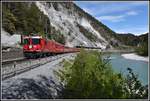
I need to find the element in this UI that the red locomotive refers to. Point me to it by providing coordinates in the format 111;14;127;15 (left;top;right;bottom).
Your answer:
22;35;79;58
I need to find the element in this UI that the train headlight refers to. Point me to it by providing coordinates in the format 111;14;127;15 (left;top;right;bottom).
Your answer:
29;45;32;49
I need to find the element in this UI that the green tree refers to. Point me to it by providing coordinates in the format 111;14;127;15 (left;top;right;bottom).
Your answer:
55;50;148;99
2;5;17;34
56;50;126;98
2;2;51;35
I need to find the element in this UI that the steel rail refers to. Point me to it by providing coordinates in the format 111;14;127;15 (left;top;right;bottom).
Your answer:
2;54;69;80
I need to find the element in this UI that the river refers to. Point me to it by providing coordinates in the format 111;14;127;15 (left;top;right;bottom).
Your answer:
103;53;148;85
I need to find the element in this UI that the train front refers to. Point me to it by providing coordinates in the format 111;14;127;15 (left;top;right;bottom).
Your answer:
23;36;42;58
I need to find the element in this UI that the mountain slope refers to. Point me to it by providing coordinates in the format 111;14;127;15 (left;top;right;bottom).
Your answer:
2;2;51;35
35;2;122;49
2;2;122;49
115;33;148;46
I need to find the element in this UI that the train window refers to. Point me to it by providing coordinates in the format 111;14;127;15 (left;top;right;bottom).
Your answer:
32;38;40;45
23;39;29;44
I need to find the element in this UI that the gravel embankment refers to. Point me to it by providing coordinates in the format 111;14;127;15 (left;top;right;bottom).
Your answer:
2;48;24;61
2;55;66;80
2;53;76;99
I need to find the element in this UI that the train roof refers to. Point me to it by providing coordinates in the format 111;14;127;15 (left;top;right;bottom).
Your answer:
31;36;42;38
23;35;42;39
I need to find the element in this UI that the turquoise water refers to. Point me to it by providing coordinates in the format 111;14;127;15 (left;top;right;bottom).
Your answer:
104;53;148;85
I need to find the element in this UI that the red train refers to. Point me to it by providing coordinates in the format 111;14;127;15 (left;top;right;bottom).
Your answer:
22;35;80;58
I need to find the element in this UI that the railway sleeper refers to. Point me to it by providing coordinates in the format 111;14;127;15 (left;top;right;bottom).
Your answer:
24;52;56;59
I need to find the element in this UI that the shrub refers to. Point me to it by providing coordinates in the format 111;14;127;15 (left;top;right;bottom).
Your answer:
56;50;126;98
124;68;148;98
56;50;148;99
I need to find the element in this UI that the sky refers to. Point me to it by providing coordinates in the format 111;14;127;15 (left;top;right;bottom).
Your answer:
75;1;149;35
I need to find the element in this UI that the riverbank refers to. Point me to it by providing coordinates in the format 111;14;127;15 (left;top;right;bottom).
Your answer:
122;53;149;62
102;49;135;53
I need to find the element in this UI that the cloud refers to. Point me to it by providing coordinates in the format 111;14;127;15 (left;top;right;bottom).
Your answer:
98;10;138;22
114;26;148;35
98;15;125;22
126;11;138;15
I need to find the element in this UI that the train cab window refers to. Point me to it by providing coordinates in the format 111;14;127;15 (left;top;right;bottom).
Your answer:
32;38;40;45
23;39;29;45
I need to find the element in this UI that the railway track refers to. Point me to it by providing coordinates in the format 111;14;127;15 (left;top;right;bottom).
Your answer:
2;54;70;80
2;57;26;65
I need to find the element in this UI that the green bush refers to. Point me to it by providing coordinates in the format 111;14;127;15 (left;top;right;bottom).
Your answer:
56;50;126;98
55;50;148;99
124;68;148;98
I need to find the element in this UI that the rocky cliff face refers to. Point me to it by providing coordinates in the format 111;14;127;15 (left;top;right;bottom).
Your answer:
35;2;121;49
2;2;121;49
